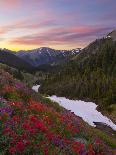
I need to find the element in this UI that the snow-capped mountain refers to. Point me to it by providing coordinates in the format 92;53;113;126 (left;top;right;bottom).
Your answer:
15;47;81;67
0;47;81;71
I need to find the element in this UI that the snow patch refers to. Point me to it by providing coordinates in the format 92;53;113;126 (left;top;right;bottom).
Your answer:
48;96;116;130
32;85;40;92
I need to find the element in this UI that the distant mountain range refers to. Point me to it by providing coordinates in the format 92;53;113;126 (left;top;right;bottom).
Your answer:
40;36;116;113
0;47;81;72
0;29;115;72
15;47;81;67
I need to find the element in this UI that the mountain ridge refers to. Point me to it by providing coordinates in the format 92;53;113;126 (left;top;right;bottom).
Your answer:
40;37;116;114
15;47;81;67
0;47;81;69
0;49;35;72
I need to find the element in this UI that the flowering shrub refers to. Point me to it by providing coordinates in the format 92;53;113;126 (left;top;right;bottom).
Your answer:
0;69;115;154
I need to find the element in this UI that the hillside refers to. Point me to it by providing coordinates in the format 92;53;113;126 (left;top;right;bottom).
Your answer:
0;49;34;72
40;38;116;114
0;63;39;87
0;68;116;154
107;30;116;41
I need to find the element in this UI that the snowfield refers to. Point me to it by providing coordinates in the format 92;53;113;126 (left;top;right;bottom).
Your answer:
32;85;40;92
48;95;116;131
32;85;116;131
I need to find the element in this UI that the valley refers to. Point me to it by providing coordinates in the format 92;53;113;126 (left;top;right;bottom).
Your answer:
0;31;116;154
40;38;116;118
0;0;116;154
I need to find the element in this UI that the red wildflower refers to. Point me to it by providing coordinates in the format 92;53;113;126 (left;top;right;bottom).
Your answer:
95;139;101;145
35;121;47;132
24;140;30;146
43;116;52;125
73;127;79;134
44;147;49;155
12;115;20;122
87;144;95;155
21;133;27;140
45;132;54;141
3;85;15;93
16;141;25;152
9;147;16;154
3;127;11;135
72;141;84;154
64;138;70;145
10;101;23;108
28;127;37;135
22;123;30;130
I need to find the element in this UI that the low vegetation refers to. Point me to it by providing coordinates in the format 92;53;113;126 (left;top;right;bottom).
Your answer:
40;39;116;113
0;69;115;154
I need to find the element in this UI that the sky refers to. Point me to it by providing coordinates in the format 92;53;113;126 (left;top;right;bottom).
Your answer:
0;0;116;51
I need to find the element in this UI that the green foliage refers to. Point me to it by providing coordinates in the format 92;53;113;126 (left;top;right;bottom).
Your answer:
93;129;116;148
38;94;63;112
4;92;20;101
40;39;116;111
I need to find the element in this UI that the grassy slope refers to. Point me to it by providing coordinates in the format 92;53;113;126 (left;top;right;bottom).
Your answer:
0;69;115;154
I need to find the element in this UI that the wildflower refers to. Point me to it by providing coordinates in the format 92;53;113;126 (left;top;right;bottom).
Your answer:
35;121;47;132
0;115;2;120
22;123;30;130
12;115;20;122
0;107;13;118
24;140;30;146
16;141;25;152
28;128;37;135
95;139;101;145
72;141;84;154
21;133;27;140
44;147;49;155
87;144;95;155
29;115;37;122
3;127;11;135
9;147;16;154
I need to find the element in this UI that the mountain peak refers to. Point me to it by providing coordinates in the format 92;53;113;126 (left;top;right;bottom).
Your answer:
15;47;81;67
106;29;116;40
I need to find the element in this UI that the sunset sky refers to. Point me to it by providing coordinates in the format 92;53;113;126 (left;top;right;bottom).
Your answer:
0;0;116;51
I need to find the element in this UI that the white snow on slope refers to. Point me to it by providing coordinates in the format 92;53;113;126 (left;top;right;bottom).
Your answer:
32;85;40;92
31;85;116;131
48;95;116;131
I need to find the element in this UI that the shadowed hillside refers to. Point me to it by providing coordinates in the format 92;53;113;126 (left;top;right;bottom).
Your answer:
40;38;116;113
0;50;34;72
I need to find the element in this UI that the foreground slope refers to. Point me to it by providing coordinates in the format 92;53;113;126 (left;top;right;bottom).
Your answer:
0;69;116;154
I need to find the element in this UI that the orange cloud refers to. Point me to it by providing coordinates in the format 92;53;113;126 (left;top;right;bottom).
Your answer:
0;18;56;37
9;25;112;47
0;0;20;9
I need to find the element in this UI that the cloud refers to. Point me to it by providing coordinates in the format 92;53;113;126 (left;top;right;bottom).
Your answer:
0;0;20;9
0;28;7;35
0;0;115;49
9;25;113;46
0;27;11;35
0;18;57;36
0;0;55;12
9;19;56;30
